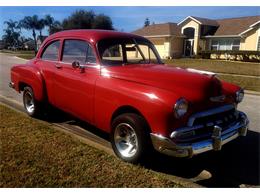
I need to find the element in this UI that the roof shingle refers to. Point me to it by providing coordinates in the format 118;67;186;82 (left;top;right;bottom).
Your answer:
132;23;183;37
214;15;260;35
132;15;260;37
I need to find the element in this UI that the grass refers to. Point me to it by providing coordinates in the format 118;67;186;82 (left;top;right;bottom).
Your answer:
0;49;35;60
165;58;260;92
0;105;183;187
164;58;260;77
15;53;35;60
218;75;260;92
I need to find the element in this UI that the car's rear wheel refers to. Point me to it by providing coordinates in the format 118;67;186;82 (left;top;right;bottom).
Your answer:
111;113;150;163
23;86;42;117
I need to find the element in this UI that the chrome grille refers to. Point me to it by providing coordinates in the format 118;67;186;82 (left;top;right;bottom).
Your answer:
174;104;239;143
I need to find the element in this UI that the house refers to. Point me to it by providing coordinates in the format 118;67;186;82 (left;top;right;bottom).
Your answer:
133;15;260;59
23;39;35;50
0;40;5;50
37;35;48;50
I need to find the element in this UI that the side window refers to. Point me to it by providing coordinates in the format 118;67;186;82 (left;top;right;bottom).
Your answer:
41;41;60;61
101;44;123;65
62;40;96;64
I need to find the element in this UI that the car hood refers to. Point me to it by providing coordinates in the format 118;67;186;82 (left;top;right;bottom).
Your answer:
102;64;222;102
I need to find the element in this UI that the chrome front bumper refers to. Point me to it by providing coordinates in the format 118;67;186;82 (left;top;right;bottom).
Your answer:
150;112;249;158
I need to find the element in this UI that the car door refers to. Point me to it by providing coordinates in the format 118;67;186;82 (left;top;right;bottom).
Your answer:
35;39;61;106
53;39;99;124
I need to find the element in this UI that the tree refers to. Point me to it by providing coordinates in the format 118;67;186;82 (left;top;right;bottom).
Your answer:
92;14;114;30
44;15;62;35
49;21;63;34
2;19;21;48
62;10;95;30
44;14;54;32
144;18;150;27
36;18;45;37
19;15;41;53
61;9;114;30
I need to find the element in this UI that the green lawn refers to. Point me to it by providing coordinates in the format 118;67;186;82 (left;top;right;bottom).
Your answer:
165;59;260;92
218;75;260;92
0;105;184;187
164;58;260;77
0;50;35;60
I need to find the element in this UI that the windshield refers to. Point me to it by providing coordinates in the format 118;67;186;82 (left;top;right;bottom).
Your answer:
98;38;163;66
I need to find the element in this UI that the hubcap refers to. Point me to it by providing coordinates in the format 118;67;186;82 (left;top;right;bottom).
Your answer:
24;91;35;114
114;123;138;158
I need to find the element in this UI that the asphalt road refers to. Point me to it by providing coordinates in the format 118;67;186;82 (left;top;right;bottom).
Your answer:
1;53;259;187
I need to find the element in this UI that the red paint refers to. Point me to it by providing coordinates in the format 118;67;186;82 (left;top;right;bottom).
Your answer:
10;30;241;137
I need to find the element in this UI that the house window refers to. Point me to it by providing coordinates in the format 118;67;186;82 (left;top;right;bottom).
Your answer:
183;27;195;39
210;38;240;51
211;40;218;51
232;39;240;51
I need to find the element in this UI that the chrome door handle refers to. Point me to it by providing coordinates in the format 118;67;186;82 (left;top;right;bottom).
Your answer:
55;63;62;69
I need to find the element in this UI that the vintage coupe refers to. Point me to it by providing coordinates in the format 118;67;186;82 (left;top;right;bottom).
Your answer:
10;30;249;163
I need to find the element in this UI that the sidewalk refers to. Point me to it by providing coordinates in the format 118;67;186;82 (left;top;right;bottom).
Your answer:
217;72;260;79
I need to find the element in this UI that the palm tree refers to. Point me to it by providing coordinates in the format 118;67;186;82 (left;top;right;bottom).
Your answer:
37;19;46;37
44;15;62;34
44;15;54;34
3;19;21;48
4;19;20;32
19;15;40;54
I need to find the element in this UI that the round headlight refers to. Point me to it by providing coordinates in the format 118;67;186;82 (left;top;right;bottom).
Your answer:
236;89;244;103
174;98;188;118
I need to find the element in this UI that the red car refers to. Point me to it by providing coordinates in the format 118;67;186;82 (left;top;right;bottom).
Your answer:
10;30;249;163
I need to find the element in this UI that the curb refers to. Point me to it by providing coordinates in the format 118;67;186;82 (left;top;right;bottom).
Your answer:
245;90;260;96
13;56;29;61
0;94;203;188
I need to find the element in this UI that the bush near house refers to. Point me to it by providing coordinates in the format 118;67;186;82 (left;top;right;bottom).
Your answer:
199;50;260;63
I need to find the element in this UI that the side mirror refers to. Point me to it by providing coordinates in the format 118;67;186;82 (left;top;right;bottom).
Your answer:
72;61;80;69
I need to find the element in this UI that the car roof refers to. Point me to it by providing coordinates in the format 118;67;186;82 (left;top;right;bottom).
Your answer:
46;29;145;43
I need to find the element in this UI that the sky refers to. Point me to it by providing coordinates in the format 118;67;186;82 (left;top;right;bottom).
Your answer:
0;6;260;39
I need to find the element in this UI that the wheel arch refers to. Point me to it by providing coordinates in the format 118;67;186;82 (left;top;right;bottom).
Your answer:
110;105;151;133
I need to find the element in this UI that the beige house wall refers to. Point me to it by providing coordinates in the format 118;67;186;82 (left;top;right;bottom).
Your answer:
149;37;167;59
240;28;259;50
180;19;201;55
149;37;184;59
171;37;183;58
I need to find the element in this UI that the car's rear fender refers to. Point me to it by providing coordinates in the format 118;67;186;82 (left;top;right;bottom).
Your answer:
11;64;45;102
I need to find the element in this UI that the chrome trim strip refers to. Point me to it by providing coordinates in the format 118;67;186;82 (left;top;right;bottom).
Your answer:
187;104;235;126
170;124;204;138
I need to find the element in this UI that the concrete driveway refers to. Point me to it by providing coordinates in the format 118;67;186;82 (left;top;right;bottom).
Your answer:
0;53;259;187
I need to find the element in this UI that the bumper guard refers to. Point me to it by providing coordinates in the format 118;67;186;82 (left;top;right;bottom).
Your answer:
150;112;249;158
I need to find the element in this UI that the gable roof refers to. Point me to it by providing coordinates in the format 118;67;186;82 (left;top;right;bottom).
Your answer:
214;15;260;36
178;16;219;26
132;15;260;38
132;23;183;37
179;15;260;36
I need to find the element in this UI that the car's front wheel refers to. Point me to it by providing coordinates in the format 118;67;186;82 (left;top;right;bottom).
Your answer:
111;113;151;163
23;86;42;117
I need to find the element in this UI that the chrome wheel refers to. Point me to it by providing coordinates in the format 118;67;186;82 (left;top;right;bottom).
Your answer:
24;90;35;114
114;123;138;158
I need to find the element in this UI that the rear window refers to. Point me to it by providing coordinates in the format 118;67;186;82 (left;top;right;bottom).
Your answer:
41;40;60;61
